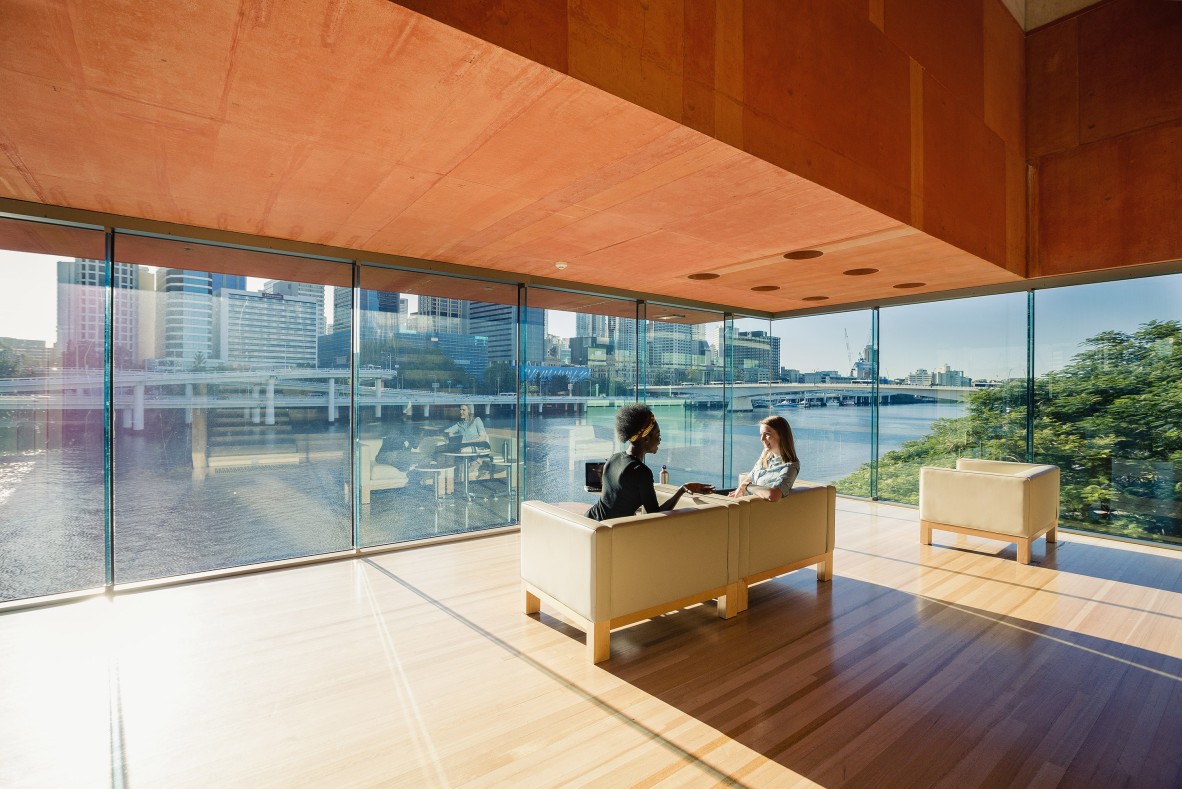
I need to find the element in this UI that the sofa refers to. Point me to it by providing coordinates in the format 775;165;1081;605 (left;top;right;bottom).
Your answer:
520;497;740;663
659;481;836;613
920;458;1060;564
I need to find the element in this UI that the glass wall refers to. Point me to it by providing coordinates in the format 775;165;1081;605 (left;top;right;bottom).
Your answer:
111;235;353;583
522;290;637;508
355;267;520;544
875;294;1029;504
645;305;728;489
0;218;108;603
770;310;875;494
4;210;1182;604
723;316;773;489
1034;278;1182;546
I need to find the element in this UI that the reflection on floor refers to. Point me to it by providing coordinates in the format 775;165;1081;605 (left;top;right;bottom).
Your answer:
2;499;1180;786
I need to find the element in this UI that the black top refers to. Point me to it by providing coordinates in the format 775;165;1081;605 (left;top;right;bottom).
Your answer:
585;452;660;521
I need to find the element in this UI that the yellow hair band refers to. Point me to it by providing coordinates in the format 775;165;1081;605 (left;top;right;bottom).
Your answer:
628;414;656;443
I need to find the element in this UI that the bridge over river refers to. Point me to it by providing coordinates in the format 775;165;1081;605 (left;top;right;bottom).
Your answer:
1;368;979;431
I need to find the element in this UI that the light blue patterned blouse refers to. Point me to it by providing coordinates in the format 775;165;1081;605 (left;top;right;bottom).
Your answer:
747;455;800;497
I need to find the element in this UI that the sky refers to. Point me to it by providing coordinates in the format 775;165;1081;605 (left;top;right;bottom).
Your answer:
4;249;1179;380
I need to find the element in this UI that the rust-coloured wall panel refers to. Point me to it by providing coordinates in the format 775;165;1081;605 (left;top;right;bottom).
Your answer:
568;0;685;121
923;73;1007;266
392;0;568;72
681;0;716;136
742;0;912;222
883;0;984;119
1077;0;1182;144
1026;18;1079;159
1037;119;1182;274
983;0;1025;149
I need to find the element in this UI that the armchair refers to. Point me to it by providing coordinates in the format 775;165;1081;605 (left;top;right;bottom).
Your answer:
920;459;1060;564
357;438;408;505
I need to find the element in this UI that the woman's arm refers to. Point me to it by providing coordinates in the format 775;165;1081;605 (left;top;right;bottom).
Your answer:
658;481;715;511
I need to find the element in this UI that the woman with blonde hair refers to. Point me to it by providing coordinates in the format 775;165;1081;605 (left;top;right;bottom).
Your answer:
728;415;800;502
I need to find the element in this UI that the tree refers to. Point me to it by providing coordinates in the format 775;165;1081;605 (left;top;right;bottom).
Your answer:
839;320;1182;543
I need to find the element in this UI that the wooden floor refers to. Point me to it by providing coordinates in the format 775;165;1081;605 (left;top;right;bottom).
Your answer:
2;499;1180;788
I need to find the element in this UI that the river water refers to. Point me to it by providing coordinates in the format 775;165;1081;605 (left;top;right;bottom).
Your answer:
0;401;965;602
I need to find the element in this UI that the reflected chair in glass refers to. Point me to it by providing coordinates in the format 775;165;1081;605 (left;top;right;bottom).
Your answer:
356;438;408;505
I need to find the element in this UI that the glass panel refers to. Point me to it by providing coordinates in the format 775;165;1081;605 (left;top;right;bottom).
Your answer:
0;218;107;602
875;294;1028;504
643;304;726;489
1035;277;1182;546
766;311;876;493
112;235;352;583
356;267;520;544
523;289;637;508
723;316;780;489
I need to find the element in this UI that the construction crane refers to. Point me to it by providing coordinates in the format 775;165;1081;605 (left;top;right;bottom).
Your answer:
844;328;854;369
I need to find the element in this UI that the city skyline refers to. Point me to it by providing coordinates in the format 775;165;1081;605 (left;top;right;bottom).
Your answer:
4;249;1181;379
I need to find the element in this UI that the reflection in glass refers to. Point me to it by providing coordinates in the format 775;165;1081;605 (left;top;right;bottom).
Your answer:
356;269;520;546
645;306;727;489
1035;278;1182;546
0;220;107;602
875;295;1028;504
523;290;636;508
765;312;875;494
111;236;351;583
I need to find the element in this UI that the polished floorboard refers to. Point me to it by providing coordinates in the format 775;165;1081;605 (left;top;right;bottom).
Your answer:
1;499;1180;787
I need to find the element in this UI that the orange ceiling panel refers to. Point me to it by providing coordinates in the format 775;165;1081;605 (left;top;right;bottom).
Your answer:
0;0;1024;318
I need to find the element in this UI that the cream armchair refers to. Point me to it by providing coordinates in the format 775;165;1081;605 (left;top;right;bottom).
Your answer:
919;459;1060;564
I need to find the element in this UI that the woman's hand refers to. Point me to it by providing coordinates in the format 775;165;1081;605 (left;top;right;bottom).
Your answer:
727;483;749;499
683;482;715;495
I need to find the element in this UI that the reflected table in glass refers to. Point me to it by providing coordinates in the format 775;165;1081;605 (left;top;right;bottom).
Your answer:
443;449;492;500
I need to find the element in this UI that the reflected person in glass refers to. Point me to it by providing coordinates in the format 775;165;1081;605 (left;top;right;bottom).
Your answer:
444;404;490;477
728;415;800;501
586;404;714;521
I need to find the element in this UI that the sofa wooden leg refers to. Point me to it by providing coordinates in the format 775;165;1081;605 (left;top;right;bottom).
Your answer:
920;520;933;546
524;588;540;615
1017;538;1031;564
588;621;610;663
817;553;833;582
717;582;741;619
1047;526;1058;543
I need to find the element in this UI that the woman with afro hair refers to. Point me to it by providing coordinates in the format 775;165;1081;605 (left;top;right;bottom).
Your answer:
586;403;715;521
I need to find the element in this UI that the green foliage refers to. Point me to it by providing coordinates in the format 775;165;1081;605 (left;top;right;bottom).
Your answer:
838;320;1182;543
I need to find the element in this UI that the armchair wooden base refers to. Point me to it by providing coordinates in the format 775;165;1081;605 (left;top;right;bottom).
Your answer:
921;520;1058;564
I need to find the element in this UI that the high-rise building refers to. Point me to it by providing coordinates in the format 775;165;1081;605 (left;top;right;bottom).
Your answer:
56;258;139;368
265;280;325;333
155;269;215;366
726;329;781;383
217;289;319;368
416;296;465;334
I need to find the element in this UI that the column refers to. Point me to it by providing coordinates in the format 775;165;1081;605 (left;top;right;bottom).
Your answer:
185;383;193;424
133;382;145;431
265;377;275;425
251;385;261;424
328;377;336;422
375;378;383;418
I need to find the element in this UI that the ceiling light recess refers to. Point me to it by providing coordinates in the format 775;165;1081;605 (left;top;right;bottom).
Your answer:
783;249;823;260
688;272;719;280
843;268;878;276
751;285;779;292
893;282;925;289
802;296;829;302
